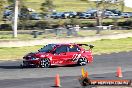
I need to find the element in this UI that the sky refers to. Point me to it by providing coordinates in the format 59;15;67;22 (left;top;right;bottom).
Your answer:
125;0;132;8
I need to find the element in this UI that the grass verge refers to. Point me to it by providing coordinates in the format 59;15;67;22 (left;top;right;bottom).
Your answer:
0;37;132;61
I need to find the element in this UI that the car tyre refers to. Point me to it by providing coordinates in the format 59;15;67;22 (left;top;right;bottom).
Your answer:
77;58;87;66
40;58;50;68
20;64;24;69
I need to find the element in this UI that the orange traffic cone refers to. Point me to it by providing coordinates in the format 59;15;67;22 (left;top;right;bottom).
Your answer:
54;74;61;87
116;66;123;78
84;71;89;78
81;68;85;77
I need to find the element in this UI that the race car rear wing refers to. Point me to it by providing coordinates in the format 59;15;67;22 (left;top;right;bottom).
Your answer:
77;44;94;49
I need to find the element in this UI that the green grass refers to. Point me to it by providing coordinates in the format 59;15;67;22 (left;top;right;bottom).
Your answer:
92;37;132;55
0;46;42;60
0;37;132;60
24;0;91;12
23;0;132;12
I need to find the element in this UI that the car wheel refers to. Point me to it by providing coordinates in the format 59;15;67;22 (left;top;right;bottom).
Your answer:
20;64;24;68
40;58;50;68
77;58;87;66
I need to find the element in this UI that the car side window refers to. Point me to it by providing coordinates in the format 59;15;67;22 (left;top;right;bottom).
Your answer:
55;45;68;54
68;45;80;52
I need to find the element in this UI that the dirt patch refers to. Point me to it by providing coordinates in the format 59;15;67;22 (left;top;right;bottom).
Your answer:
0;33;132;47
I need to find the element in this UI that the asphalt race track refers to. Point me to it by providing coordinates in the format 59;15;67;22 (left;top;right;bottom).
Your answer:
0;51;132;88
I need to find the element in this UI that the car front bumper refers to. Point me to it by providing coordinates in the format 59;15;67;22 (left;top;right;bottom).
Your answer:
22;60;39;67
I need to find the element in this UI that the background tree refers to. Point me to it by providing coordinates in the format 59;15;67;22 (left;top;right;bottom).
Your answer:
19;5;30;30
40;0;55;16
7;0;28;37
81;0;124;34
0;0;6;20
116;0;124;12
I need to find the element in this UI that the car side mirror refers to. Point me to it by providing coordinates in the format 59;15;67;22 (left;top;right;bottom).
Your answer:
89;45;94;49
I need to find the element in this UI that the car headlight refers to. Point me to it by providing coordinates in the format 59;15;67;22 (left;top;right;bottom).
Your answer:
31;57;39;60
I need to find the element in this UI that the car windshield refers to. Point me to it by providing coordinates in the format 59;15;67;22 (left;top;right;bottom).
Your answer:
38;44;56;52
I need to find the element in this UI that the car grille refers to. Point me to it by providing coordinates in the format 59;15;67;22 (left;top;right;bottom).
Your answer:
24;56;34;60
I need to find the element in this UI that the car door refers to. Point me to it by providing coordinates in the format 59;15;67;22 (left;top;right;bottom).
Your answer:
51;45;69;65
66;45;81;62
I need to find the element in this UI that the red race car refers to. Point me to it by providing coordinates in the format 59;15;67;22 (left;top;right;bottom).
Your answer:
21;43;94;68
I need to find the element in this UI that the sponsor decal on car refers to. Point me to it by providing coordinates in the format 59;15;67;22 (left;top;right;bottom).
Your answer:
72;54;81;61
52;61;63;64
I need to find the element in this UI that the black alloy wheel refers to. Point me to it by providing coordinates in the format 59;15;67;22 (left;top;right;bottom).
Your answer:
77;58;87;66
40;58;50;68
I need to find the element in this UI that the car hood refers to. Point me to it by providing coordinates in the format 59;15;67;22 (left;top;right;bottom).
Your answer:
23;52;36;58
24;52;50;58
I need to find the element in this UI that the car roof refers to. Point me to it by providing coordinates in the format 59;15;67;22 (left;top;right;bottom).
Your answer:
48;43;89;46
49;43;76;45
47;43;80;47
